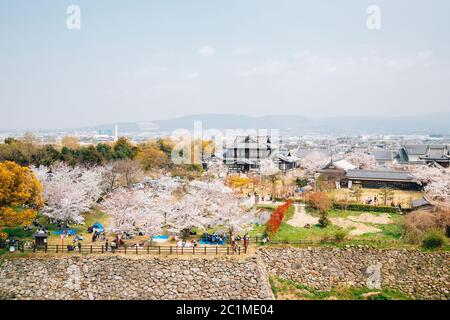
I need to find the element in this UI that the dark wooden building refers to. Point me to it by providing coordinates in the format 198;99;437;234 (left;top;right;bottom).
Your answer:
345;170;421;190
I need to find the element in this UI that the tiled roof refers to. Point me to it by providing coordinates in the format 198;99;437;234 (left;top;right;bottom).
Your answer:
404;145;428;155
370;150;394;161
411;197;431;208
346;170;414;182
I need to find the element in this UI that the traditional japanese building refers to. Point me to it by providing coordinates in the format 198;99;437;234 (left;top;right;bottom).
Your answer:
397;144;450;167
345;169;421;190
223;135;273;172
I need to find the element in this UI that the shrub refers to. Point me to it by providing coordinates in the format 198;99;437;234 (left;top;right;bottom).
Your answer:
422;229;445;249
307;192;330;212
318;211;330;228
307;192;330;228
333;228;350;242
265;200;293;237
405;208;450;244
332;203;399;214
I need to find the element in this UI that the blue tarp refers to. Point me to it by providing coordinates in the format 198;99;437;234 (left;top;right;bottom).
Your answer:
92;222;105;232
199;237;226;246
54;229;76;235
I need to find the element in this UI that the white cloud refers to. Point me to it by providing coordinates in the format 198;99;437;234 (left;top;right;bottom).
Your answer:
198;45;216;56
233;46;254;56
238;59;284;77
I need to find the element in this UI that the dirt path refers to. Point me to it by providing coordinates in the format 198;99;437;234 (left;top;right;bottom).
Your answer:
287;205;319;227
330;218;382;236
287;205;389;236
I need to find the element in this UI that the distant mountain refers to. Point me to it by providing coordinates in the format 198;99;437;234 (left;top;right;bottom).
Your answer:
39;112;450;135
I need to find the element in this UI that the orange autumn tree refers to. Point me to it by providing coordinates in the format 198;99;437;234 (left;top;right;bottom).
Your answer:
0;161;43;227
266;200;293;237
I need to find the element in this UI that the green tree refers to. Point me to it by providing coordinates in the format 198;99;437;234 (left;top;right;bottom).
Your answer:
96;143;113;161
33;145;61;167
349;185;363;203
379;186;395;206
113;137;138;159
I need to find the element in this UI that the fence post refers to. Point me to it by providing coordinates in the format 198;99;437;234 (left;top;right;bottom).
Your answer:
216;246;218;255
170;246;172;255
227;247;229;255
124;245;127;254
255;236;258;244
136;246;138;255
158;246;161;255
102;245;104;253
79;244;81;253
90;245;92;254
45;244;47;253
56;245;58;253
147;246;150;254
238;246;241;255
204;246;206;255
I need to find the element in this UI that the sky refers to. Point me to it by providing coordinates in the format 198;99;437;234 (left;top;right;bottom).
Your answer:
1;0;450;130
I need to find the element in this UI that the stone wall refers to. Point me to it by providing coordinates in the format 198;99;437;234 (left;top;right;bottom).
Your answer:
1;248;448;300
259;247;450;300
0;255;274;300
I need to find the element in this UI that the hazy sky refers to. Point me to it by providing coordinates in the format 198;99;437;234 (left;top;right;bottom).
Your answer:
1;0;450;130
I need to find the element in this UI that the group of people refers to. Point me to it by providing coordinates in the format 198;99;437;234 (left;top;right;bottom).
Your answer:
231;233;250;252
88;225;105;242
176;239;198;247
201;232;226;245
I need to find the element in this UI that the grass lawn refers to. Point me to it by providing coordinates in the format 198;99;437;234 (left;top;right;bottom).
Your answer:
250;204;414;247
43;208;111;246
269;276;412;300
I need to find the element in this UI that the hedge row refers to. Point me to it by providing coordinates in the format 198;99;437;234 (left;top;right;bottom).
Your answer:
266;200;293;237
332;202;400;214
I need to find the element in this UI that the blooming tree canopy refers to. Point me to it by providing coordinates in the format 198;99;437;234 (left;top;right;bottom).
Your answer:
259;159;280;176
344;152;378;170
300;151;331;172
33;163;105;224
411;165;450;204
101;188;165;236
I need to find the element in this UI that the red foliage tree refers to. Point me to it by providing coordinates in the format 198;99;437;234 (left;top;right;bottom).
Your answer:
266;200;293;237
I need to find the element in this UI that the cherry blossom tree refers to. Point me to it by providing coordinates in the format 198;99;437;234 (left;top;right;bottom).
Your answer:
101;188;165;236
411;165;450;204
300;151;331;172
259;159;280;176
344;152;378;170
33;163;106;224
212;193;256;238
166;180;257;238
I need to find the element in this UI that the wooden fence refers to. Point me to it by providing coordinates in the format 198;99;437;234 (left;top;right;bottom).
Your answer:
18;244;246;256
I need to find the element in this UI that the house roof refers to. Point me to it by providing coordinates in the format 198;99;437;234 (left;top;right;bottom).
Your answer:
411;197;432;208
332;159;357;171
420;145;450;160
225;135;271;149
346;170;414;182
404;145;428;155
370;150;395;161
